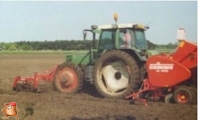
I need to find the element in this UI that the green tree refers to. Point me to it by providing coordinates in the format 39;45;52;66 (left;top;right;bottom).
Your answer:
147;40;156;49
8;43;17;50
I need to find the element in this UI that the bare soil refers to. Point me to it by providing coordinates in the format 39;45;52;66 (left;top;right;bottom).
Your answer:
0;54;197;120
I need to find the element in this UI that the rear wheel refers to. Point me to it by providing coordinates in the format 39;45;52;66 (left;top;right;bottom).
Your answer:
94;50;140;99
138;63;147;89
54;63;83;93
139;63;147;81
173;86;194;104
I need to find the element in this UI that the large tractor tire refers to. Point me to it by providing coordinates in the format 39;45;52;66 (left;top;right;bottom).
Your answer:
54;62;83;94
139;63;147;85
93;50;140;99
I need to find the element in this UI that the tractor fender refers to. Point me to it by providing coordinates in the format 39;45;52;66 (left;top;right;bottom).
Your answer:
120;49;147;63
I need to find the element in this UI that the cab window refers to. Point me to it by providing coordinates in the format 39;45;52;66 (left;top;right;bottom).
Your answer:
98;29;116;49
134;30;148;50
119;29;133;48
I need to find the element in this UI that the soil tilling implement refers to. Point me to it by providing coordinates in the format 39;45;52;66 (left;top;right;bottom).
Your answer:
12;14;197;105
13;66;59;92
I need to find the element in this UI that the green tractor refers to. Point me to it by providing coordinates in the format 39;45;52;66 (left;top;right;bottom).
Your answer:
54;16;150;99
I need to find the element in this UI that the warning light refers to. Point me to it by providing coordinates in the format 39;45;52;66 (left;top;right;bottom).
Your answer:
114;13;118;22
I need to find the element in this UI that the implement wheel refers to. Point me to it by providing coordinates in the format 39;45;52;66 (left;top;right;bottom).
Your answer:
54;63;83;93
173;86;194;105
164;93;173;104
94;50;140;99
189;86;197;104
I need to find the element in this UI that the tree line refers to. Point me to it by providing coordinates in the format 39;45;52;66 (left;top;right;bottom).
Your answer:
0;40;92;51
0;40;177;51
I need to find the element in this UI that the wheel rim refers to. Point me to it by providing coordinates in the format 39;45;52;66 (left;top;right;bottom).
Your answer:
99;61;130;95
177;91;189;104
56;67;78;92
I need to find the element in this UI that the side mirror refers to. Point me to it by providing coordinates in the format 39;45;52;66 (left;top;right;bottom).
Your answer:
83;32;87;40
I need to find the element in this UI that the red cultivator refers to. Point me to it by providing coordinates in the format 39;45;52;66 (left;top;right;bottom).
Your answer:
126;40;197;105
12;65;58;92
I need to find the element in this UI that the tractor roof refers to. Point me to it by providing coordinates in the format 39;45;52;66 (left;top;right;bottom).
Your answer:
91;23;149;30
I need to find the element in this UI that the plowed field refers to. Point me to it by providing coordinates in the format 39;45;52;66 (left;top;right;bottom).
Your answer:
0;54;196;120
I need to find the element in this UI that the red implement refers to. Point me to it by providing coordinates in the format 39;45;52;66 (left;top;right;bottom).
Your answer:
12;65;58;92
126;40;197;105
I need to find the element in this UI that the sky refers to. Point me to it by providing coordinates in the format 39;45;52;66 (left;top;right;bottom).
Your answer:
0;1;197;44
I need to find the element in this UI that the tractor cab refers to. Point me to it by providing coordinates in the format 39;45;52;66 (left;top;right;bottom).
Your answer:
91;23;149;54
83;23;149;64
66;14;150;67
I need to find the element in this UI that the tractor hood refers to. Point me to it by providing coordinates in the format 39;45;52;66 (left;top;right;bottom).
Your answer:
65;50;91;65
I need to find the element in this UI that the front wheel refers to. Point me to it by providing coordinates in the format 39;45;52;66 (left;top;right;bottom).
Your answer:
54;63;83;94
